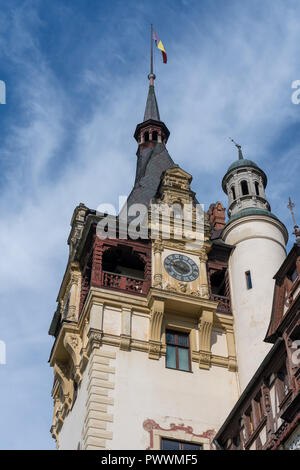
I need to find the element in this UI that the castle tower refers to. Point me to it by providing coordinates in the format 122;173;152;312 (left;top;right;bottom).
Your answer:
221;141;288;390
48;74;241;450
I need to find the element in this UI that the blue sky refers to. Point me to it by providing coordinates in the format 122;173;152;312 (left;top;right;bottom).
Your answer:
0;0;299;449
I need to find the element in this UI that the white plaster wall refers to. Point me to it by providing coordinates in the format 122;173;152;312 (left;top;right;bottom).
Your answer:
132;313;149;341
103;306;121;336
211;329;227;357
109;349;239;450
224;217;286;390
58;366;89;450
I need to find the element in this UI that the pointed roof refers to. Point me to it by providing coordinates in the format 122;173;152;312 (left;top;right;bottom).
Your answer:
143;82;160;121
134;73;170;143
124;74;174;216
125;142;175;210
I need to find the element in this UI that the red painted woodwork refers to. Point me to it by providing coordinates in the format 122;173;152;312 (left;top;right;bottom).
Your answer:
79;226;151;314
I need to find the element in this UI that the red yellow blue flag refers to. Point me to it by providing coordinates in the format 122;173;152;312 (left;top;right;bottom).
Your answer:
152;28;167;64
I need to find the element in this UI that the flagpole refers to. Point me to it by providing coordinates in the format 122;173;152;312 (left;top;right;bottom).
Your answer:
150;24;153;76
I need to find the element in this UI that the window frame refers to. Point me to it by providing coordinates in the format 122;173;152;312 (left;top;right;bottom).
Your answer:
165;329;192;372
241;180;249;196
151;428;210;450
245;270;253;290
161;437;203;450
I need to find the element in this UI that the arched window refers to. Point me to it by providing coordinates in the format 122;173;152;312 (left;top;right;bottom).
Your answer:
173;203;183;219
102;246;145;280
231;186;236;200
144;131;149;142
255;181;260;196
210;269;226;296
152;131;158;141
241;180;249;196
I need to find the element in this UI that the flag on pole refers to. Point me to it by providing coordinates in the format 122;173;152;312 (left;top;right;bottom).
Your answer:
152;28;167;64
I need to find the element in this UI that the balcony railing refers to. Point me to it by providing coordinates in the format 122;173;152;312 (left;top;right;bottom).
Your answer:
211;294;231;313
101;271;146;295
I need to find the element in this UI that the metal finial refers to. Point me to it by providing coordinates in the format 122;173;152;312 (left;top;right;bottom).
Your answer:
287;197;300;243
229;138;244;160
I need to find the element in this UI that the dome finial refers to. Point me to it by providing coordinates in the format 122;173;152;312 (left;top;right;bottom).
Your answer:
230;138;244;160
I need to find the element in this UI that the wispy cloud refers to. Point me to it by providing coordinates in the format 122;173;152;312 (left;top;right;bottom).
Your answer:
0;0;300;448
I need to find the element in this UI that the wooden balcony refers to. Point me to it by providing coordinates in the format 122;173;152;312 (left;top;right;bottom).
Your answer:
101;271;147;296
211;294;231;313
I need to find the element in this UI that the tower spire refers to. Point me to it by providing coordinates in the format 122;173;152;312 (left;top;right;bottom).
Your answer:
143;24;159;121
150;23;153;77
133;27;169;146
287;197;300;243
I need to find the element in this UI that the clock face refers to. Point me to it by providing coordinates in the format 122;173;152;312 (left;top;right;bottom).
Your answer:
164;254;199;282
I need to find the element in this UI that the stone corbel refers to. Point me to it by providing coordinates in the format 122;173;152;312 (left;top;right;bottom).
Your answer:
85;302;104;357
63;332;82;384
198;309;214;369
53;361;73;411
50;424;59;445
149;299;164;359
86;328;103;357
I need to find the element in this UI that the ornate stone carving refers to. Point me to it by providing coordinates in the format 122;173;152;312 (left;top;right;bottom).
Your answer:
198;310;214;370
86;328;103;356
63;332;82;383
148;299;164;360
120;334;131;351
199;351;211;369
178;282;187;293
149;340;161;359
153;240;164;254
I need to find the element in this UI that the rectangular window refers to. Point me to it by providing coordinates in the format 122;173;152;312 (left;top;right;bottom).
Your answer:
166;330;191;372
161;438;202;450
278;366;290;401
244;408;254;438
254;393;263;425
245;271;252;289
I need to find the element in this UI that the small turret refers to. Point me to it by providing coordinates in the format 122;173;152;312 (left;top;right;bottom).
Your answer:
222;140;270;219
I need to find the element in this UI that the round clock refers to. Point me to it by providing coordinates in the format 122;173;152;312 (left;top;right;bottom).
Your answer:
164;254;199;282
